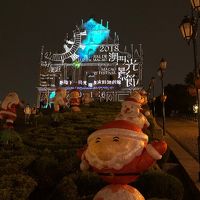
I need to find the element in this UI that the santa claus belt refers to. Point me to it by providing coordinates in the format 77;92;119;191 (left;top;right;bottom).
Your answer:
97;172;140;176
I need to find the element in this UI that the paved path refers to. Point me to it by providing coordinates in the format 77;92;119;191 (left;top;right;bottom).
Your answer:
164;117;198;160
158;117;200;196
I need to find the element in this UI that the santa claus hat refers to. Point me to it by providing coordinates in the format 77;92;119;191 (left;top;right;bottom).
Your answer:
2;92;19;109
88;120;148;143
124;91;143;106
139;89;147;96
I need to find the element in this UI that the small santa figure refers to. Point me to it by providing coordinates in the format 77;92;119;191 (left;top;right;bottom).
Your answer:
24;104;32;124
0;92;20;128
70;89;81;112
53;88;67;112
116;91;149;130
138;89;151;117
80;119;167;184
82;92;93;106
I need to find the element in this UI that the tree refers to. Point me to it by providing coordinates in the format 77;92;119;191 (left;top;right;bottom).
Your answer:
164;84;196;116
184;71;194;85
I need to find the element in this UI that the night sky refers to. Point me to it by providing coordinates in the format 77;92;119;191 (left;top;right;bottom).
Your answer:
0;0;195;105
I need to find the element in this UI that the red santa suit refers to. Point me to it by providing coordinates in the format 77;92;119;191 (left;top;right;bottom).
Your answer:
0;92;20;128
70;89;81;112
80;120;167;184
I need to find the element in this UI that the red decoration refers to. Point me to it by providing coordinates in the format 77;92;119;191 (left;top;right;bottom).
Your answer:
70;89;81;112
0;92;20;128
80;120;167;184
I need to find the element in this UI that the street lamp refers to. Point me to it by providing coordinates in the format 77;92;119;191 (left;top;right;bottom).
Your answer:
191;0;200;11
157;58;167;136
179;0;200;181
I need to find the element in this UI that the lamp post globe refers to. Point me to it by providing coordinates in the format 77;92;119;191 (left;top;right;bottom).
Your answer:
160;58;167;70
179;16;194;41
191;0;200;11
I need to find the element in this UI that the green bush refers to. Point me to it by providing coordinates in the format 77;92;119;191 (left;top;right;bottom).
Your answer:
0;155;36;176
31;155;59;188
76;171;106;197
0;129;24;150
0;174;37;200
50;176;78;200
132;171;184;200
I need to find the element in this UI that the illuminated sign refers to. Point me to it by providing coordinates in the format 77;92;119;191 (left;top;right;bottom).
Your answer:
99;66;116;75
40;18;143;89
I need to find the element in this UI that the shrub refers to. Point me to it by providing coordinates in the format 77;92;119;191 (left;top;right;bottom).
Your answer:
0;129;24;150
0;155;36;176
0;174;37;200
50;176;78;200
31;155;59;188
133;171;184;200
76;171;106;197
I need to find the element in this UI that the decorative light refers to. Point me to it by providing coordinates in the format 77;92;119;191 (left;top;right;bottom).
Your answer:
193;104;198;113
179;16;193;41
191;0;200;11
73;60;81;69
49;91;56;99
159;58;167;70
78;18;110;61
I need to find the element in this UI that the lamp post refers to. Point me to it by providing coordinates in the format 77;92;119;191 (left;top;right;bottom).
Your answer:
179;0;200;181
157;58;167;136
147;77;156;117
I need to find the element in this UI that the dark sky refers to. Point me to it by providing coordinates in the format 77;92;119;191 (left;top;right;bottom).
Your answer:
0;0;195;104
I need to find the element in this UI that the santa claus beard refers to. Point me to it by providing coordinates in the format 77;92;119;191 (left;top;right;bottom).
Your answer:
115;110;149;129
85;141;145;170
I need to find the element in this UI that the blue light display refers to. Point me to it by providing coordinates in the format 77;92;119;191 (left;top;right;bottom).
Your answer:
49;91;56;99
78;18;110;61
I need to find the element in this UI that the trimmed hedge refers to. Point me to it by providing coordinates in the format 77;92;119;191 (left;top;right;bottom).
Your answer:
132;171;184;200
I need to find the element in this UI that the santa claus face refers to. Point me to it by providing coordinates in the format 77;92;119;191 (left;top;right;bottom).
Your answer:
141;94;148;106
71;91;80;98
85;132;145;170
121;101;140;115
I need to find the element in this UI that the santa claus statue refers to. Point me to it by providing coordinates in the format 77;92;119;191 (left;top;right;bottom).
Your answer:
51;88;67;125
0;92;20;128
54;88;67;112
79;119;167;199
80;119;167;184
82;92;93;106
70;89;81;112
138;89;151;117
116;91;150;130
